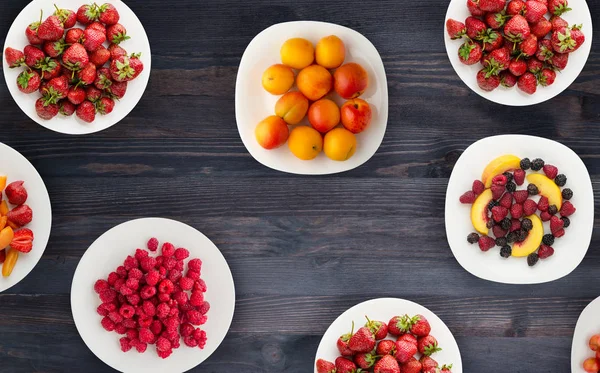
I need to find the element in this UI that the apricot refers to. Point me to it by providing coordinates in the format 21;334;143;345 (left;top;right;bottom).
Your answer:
280;38;314;70
334;63;369;99
297;65;333;101
262;64;295;95
341;98;372;134
308;99;340;133
255;116;289;150
324;128;357;161
288;126;323;160
315;35;345;69
0;226;14;251
275;92;309;125
0;175;6;191
2;249;18;277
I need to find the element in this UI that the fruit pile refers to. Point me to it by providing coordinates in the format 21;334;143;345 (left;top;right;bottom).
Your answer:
446;0;586;94
4;3;144;123
94;238;209;359
316;314;453;373
460;155;576;266
256;35;373;162
0;177;35;277
584;334;600;373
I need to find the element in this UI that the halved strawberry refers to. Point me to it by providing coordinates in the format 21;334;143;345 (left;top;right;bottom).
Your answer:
11;228;34;253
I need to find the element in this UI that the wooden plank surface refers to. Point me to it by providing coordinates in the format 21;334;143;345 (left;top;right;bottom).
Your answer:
1;0;600;371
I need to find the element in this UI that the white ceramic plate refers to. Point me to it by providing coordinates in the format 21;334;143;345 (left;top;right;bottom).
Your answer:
314;298;462;372
236;21;388;175
445;135;593;284
3;0;151;135
71;218;235;373
0;142;52;292
572;296;600;372
444;0;593;106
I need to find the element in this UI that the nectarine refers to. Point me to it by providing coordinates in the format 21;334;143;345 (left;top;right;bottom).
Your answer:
288;126;323;160
262;64;295;95
0;226;14;251
275;92;309;125
316;35;345;69
280;38;314;70
0;176;6;192
308;99;340;133
297;65;333;101
334;62;368;99
341;98;372;134
255;116;289;150
324;128;357;161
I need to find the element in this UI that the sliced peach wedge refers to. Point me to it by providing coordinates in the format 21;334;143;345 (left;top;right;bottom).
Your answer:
470;189;492;235
0;226;14;251
0;175;6;192
527;173;562;210
512;214;543;257
481;155;521;188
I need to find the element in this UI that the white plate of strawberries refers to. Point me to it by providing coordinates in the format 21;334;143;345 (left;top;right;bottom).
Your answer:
314;298;462;373
3;0;151;135
444;0;592;105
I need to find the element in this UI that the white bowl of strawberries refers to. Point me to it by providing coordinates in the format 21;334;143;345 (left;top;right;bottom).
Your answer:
444;0;592;105
3;0;151;135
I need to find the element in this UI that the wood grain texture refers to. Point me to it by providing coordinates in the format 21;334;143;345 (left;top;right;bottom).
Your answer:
0;0;600;371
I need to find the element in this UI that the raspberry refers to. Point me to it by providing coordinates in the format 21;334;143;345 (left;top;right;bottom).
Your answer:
126;278;139;290
162;242;176;257
491;206;508;222
543;164;558;179
113;278;125;292
540;211;552;222
151;320;163;336
122;318;137;329
193;328;207;343
187;259;202;273
157;303;170;319
145;269;160;286
156;337;172;351
459;191;476;204
140;257;157;272
101;316;116;331
135;341;147;353
120;337;132;352
94;279;110;294
139;316;153;328
187;270;200;281
118;293;126;304
141;301;155;317
156;256;164;268
168;269;182;283
190;291;204;307
120;286;133;296
115;323;127;334
492;174;507;186
491;185;504;200
537;196;549;211
186;310;203;325
123;256;139;271
116;266;127;277
99;289;117;303
108;311;123;324
156;348;172;359
158;279;175;294
128;268;143;280
140;285;157;299
127;294;141;306
560;201;576;217
472;180;485;195
138;328;154;343
172;339;181;349
158;292;171;302
97;305;109;316
197;301;210;315
538;244;555;259
163;317;180;332
194;279;207;293
103;302;118;312
553;228;565;238
175;260;184;272
126;329;138;340
134;248;149;261
159;267;167;278
499;193;513;209
120;304;135;319
179;277;194;291
510;203;523;219
174;248;189;261
173;291;189;306
513;169;526;186
184;336;198;347
550;216;564;234
147;237;159;252
164;257;177;271
523;199;537;215
107;272;120;285
180;322;194;337
168;307;180;318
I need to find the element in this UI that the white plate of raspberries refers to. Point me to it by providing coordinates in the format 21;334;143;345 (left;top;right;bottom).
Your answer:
314;298;462;373
444;0;592;105
70;218;235;373
3;0;151;135
445;135;593;284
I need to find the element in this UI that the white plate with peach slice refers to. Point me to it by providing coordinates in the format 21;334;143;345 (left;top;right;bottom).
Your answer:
445;135;593;284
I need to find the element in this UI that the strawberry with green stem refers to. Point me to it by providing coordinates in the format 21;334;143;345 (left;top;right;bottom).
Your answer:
518;34;538;58
349;325;376;353
482;48;510;75
63;43;89;71
458;40;482;65
335;357;360;373
24;45;45;68
440;364;453;373
67;85;86;105
365;316;388;340
504;15;530;44
374;355;400;373
549;52;568;70
77;62;97;85
337;321;354;356
98;3;120;25
76;101;96;123
477;68;501;91
108;43;128;60
531;19;553;38
500;71;518;88
316;359;336;373
17;70;41;94
485;12;508;30
42;39;67;58
65;28;84;44
94;67;113;90
467;0;485;16
4;47;25;68
35;97;59;119
26;10;43;45
59;100;76;116
551;25;585;53
110;53;144;82
107;23;130;44
481;29;504;52
536;39;555;61
354;350;379;369
377;340;396;356
401;357;423;373
53;4;76;28
105;80;127;99
507;0;526;15
38;57;62;80
417;335;442;355
77;3;99;25
82;27;107;52
517;72;537;94
90;46;111;67
38;14;64;41
465;16;487;40
96;97;115;115
446;19;466;39
395;338;418;363
549;0;571;16
538;69;556;87
524;0;548;23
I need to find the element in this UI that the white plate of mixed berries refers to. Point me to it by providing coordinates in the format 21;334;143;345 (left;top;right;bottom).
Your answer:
445;135;593;284
314;298;462;373
3;0;151;135
444;0;592;105
572;296;600;373
70;218;235;373
0;142;52;293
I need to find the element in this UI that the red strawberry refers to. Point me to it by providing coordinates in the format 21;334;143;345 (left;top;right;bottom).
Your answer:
458;41;482;65
440;364;453;373
472;180;485;195
538;244;555;259
39;57;62;80
349;326;376;353
78;63;97;85
17;70;41;94
527;58;544;74
531;19;553;38
524;0;548;23
504;14;530;43
388;316;404;336
98;3;120;25
106;80;127;99
110;54;144;82
335;357;358;373
550;216;564;233
354;351;378;369
38;15;64;41
482;30;504;52
417;335;442;356
316;359;336;373
42;39;66;58
549;0;571;16
507;0;525;15
510;203;524;219
446;19;466;39
519;34;538;57
90;46;111;67
395;339;417;363
409;314;431;337
53;6;76;28
5;181;28;205
397;333;418;346
492;225;507;238
77;4;99;25
550;15;569;30
35;97;59;120
465;17;487;40
108;43;127;60
491;185;504;200
479;0;506;12
68;86;86;105
63;43;89;71
24;45;45;68
559;201;576;217
365;317;388;340
485;12;507;29
76;101;96;123
59;100;76;116
552;26;584;53
401;357;423;373
549;52;569;70
10;228;34;253
43;76;70;101
477;69;500;92
374;355;401;373
483;48;510;74
500;71;517;88
65;28;84;44
107;23;130;45
513;190;528;203
467;0;486;16
86;21;106;34
420;356;439;370
542;165;559;179
479;236;496;251
536;39;555;62
508;59;527;76
517;72;537;94
7;205;33;227
510;218;521;232
337;322;355;356
97;97;115;115
377;340;397;356
553;228;565;238
4;47;25;68
94;67;113;90
86;86;103;102
26;18;43;45
459;191;477;204
82;28;107;52
492;206;508;222
523;199;537;215
538;196;549;211
499;193;513;209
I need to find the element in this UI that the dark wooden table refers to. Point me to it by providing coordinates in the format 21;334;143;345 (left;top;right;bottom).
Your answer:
1;0;599;372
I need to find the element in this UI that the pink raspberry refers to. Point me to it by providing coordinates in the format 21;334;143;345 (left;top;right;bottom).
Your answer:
190;291;204;307
134;248;149;261
543;164;558;179
540;211;552;222
550;215;564;234
472;180;485;195
158;292;171;302
125;278;139;290
492;174;507;186
193;328;207;343
198;301;210;315
513;169;526;185
99;289;117;303
187;270;200;281
554;228;565;237
127;293;141;306
117;293;126;304
142;301;156;317
194;279;207;292
187;259;202;273
174;248;189;260
538;244;555;259
119;304;135;319
510;204;523;219
135;341;147;353
123;255;138;271
140;285;157;299
159;267;167;278
126;329;138;340
173;291;189;306
168;269;182;283
119;286;133;296
459;191;476;204
145;269;160;286
101;316;116;331
157;303;170;319
138;317;153;328
113;278;125;292
108;311;123;324
162;329;179;342
175;260;184;271
478;236;495;252
513;190;528;204
128;268;143;280
499;193;513;209
156;337;172;352
97;305;109;316
164;257;177;271
161;242;175;257
120;337;132;352
180;322;194;337
172;339;181;349
180;302;195;312
163;316;180;332
560;201;576;217
116;265;128;277
510;219;521;232
107;272;120;285
151;320;163;335
523;199;537;215
138;328;154;343
184;336;198;347
158;279;175;294
122;318;137;329
179;277;194;291
94;279;110;294
155;255;164;268
168;307;180;318
115;323;127;334
140;257;157;272
187;310;203;325
102;302;117;312
491;206;508;222
157;348;172;359
491;185;504;200
537;196;549;212
147;237;159;252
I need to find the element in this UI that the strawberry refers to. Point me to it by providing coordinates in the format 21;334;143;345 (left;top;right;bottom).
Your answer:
38;80;49;95
374;355;401;373
460;191;477;204
539;69;557;87
440;364;453;373
472;180;485;195
90;46;111;67
420;355;438;370
68;86;86;105
395;339;417;363
465;16;487;40
550;216;564;233
510;203;524;219
519;35;538;57
523;199;537;215
397;333;418;346
10;228;34;253
559;201;576;217
77;4;99;25
107;23;130;44
552;26;584;53
377;340;397;356
43;76;70;101
63;43;89;71
536;39;555;61
409;314;431;337
527;58;544;74
550;15;569;30
110;54;144;82
365;317;388;340
549;0;571;16
507;0;525;15
499;193;513;209
483;48;510;74
500;71;517;87
106;80;127;99
24;45;45;68
513;190;528;203
98;3;120;25
492;206;508;222
17;70;41;94
65;28;84;44
531;19;553;38
86;86;103;102
42;39;66;58
97;97;115;115
349;326;376;353
316;359;336;373
337;322;355;356
446;19;466;39
335;357;358;373
26;15;43;45
517;72;537;94
458;41;482;65
504;14;530;43
538;244;555;259
59;100;76;116
354;351;378;369
83;28;107;52
477;69;501;92
5;47;25;68
5;181;28;205
78;63;97;85
467;0;486;16
479;236;495;251
524;0;547;23
108;43;127;60
87;21;107;34
479;0;505;12
53;5;76;28
76;101;96;123
482;30;504;52
508;59;527;76
543;165;559;179
7;204;33;227
40;58;62;80
485;12;507;29
94;67;113;90
569;25;586;50
38;15;64;42
549;52;568;70
417;335;442;356
401;357;423;373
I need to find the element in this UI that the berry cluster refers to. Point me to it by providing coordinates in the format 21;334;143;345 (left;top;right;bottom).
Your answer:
446;0;586;94
94;238;209;359
316;314;453;373
584;334;600;373
4;3;144;123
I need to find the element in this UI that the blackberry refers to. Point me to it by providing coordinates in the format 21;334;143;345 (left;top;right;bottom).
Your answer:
501;218;511;230
488;200;499;210
500;245;512;258
548;205;558;215
516;229;528;242
542;234;555;246
520;158;531;170
521;218;533;231
527;253;539;267
527;183;539;195
486;220;494;229
507;231;517;243
555;174;567;187
503;172;514;183
467;233;480;244
562;188;573;200
495;237;507;247
561;217;570;228
506;182;516;192
531;158;545;171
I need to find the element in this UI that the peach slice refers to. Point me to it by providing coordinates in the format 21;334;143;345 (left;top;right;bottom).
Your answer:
0;200;7;216
0;216;6;231
470;189;492;235
481;155;521;187
512;214;543;257
0;226;14;251
527;173;563;210
0;175;6;191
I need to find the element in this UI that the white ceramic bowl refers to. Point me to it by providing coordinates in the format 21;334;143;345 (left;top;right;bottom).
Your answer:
444;0;593;106
236;21;388;175
0;142;52;292
71;218;235;373
572;296;600;372
445;135;593;284
314;298;462;372
3;0;151;135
